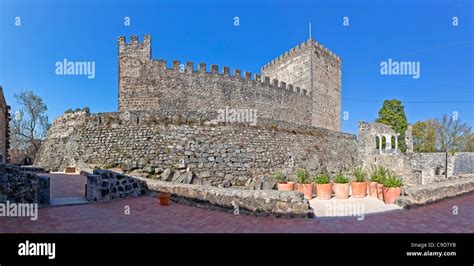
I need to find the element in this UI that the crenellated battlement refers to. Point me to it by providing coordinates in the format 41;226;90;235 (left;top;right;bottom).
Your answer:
118;34;322;128
261;38;341;72
149;59;310;97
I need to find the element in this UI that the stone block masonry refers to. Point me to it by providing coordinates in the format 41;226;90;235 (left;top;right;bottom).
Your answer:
133;173;312;218
0;163;50;205
86;169;147;201
36;111;359;187
261;38;342;131
118;35;313;127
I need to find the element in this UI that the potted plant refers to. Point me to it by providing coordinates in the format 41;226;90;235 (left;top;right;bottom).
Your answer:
315;173;332;200
158;191;171;206
382;172;403;204
294;169;313;200
333;173;350;199
369;165;387;199
369;166;379;197
273;171;294;191
351;166;367;198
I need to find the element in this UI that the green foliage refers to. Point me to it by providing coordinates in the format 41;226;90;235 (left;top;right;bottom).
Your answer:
370;165;388;183
383;171;403;188
315;173;330;184
376;99;408;152
412;120;437;152
294;168;310;184
273;171;286;183
333;173;349;184
64;107;90;114
353;166;367;182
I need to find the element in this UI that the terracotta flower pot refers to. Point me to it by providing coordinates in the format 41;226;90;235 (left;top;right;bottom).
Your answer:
316;183;332;200
351;181;367;198
334;183;350;199
301;183;314;200
377;183;384;201
159;192;171;206
277;182;295;191
295;183;305;193
369;182;378;197
383;187;401;204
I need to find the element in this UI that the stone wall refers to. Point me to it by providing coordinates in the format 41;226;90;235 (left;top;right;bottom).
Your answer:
86;169;147;201
36;111;359;187
118;35;312;127
408;152;474;185
358;122;474;186
261;38;342;131
0;163;50;205
137;175;312;218
397;175;474;208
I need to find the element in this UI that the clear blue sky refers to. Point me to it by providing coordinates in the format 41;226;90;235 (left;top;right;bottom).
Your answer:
0;0;472;134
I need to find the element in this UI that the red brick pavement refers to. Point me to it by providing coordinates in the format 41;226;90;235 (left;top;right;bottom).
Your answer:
0;191;473;233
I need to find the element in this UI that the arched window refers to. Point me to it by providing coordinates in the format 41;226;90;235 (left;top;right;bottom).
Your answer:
391;135;396;150
381;135;387;150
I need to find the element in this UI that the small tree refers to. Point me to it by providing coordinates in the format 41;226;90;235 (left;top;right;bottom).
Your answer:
412;120;436;152
9;91;50;160
376;99;409;152
435;114;471;152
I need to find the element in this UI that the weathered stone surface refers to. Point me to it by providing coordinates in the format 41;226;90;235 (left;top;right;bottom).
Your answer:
160;168;173;181
35;111;359;186
0;163;50;205
261;38;341;131
118;35;316;129
136;175;312;218
85;169;147;201
397;175;474;208
247;175;277;190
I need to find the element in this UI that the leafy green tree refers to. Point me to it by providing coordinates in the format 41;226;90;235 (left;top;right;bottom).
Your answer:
412;120;436;152
376;99;408;152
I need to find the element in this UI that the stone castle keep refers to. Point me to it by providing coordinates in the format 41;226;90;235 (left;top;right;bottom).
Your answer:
118;35;341;131
34;34;473;194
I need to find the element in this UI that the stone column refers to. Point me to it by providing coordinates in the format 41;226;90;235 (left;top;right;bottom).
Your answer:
385;134;392;151
395;133;399;151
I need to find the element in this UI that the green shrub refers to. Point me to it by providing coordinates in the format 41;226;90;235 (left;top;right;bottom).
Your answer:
333;173;349;184
294;168;310;184
315;173;330;184
370;165;387;183
353;166;367;182
273;171;285;183
383;171;403;187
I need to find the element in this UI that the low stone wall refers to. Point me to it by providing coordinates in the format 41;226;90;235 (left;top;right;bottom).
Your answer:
397;175;474;208
86;169;147;201
0;163;50;205
86;169;312;218
140;176;312;218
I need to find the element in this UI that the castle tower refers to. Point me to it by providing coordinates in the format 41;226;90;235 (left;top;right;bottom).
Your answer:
118;35;152;112
261;38;342;131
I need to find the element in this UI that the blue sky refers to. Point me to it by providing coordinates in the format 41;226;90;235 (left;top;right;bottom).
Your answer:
0;0;472;134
